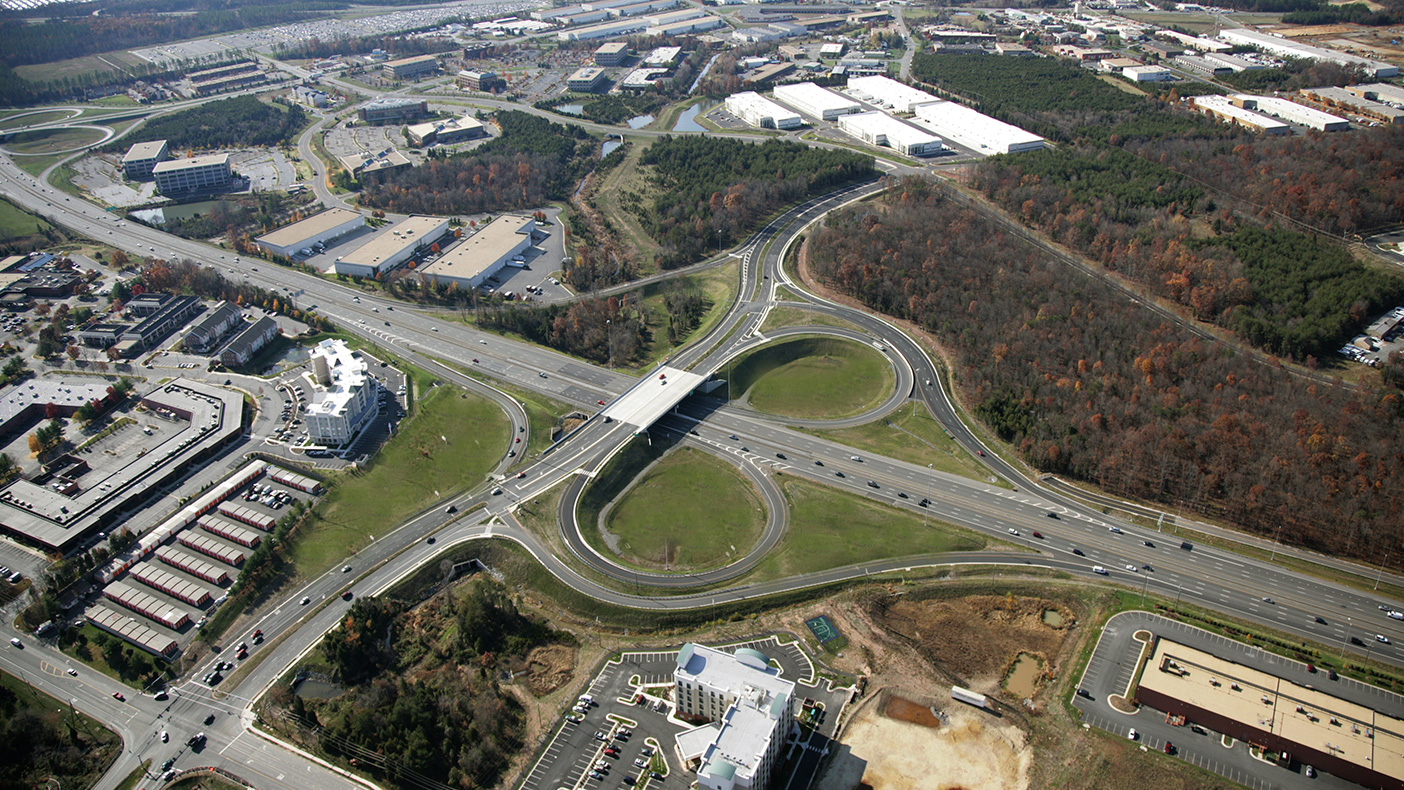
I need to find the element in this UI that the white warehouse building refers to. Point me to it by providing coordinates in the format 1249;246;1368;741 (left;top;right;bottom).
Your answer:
556;17;647;40
255;208;365;258
773;82;861;121
725;92;803;130
1236;94;1349;131
335;215;450;278
418;215;536;290
838;111;945;156
845;75;940;113
1218;29;1398;79
304;339;377;447
912;101;1045;155
673;644;794;790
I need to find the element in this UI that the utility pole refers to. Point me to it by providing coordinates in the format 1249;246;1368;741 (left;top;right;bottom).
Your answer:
1269;523;1284;562
1375;552;1391;591
1341;618;1352;659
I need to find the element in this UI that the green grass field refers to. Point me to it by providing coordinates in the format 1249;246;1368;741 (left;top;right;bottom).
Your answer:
635;262;738;369
290;385;510;577
730;336;894;419
749;477;986;580
604;447;765;570
0;197;55;241
12;152;68;178
0;109;76;130
4;127;107;155
759;305;867;335
805;406;1001;484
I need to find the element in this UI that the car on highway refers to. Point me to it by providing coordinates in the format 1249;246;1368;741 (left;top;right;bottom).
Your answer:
1008;528;1020;536
1045;512;1059;519
1377;634;1392;644
112;692;125;701
729;435;738;441
8;637;20;648
1261;597;1274;604
1389;610;1404;621
204;714;216;725
66;668;77;676
834;471;845;478
1092;566;1108;575
1125;564;1139;573
517;471;526;478
1314;616;1328;624
300;596;311;605
1143;540;1155;547
1108;526;1123;534
342;565;352;573
1031;531;1043;539
867;480;879;488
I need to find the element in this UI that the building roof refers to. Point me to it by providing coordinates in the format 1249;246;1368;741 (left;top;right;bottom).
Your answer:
774;82;860;114
1140;638;1404;781
186;300;241;337
383;54;437;68
406;114;484;141
338;215;447;271
152;153;229;174
1194;95;1291;132
727;91;802;123
339;150;412;177
0;379;112;429
256;208;364;249
361;97;426;112
123;140;168;162
596;41;628;54
305;339;369;419
569;67;607;82
846;75;939;111
222;315;278;359
840;111;943;148
676;642;793;699
913;101;1044;152
419;215;533;283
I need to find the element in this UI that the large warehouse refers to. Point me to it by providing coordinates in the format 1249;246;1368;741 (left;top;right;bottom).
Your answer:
912;101;1045;155
335;215;450;278
725;92;803;130
1218;28;1397;79
255;208;365;258
418;215;536;290
1235;95;1349;132
845;75;939;113
773;82;861;121
1190;95;1290;135
838;112;944;156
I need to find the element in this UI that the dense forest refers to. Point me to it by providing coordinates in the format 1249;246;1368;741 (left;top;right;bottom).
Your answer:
972;147;1404;359
639;137;875;268
109;95;306;152
0;673;122;790
357;111;593;215
295;580;561;789
807;179;1404;563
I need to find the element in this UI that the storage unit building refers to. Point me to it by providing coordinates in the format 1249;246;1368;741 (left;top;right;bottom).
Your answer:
773;82;861;121
129;563;215;607
912;101;1045;154
725;92;804;129
200;515;264;547
838;111;945;156
87;604;179;658
103;580;191;630
177;532;246;566
269;467;322;494
155;545;230;585
216;502;277;531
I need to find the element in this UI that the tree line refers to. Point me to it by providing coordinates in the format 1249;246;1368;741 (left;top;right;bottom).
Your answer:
108;95;306;153
807;179;1404;565
638;136;875;269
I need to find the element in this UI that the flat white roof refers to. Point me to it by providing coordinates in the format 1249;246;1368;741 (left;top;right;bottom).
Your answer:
840;110;943;148
256;208;363;248
845;75;939;111
774;82;861;115
1240;95;1347;127
123;140;167;162
1194;95;1290;132
305;339;369;419
675;642;794;700
152;153;229;173
418;215;533;283
727;91;803;124
913;101;1044;153
338;215;448;270
407;114;484;140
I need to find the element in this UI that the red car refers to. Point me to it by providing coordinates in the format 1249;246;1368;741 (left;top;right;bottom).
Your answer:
660;374;666;379
112;692;125;701
977;450;985;457
515;437;521;443
517;472;526;479
597;400;605;405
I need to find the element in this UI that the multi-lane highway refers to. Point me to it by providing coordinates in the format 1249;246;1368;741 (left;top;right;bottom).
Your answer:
4;82;1404;790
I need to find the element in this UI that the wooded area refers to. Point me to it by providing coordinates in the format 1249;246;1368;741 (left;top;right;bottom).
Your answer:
0;672;120;790
110;95;306;152
639;136;875;269
807;179;1404;562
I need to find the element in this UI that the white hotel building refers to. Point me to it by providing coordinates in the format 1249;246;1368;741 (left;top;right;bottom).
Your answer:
673;644;795;790
304;339;377;447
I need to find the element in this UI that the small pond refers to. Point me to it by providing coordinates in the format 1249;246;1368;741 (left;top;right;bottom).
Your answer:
294;678;343;700
602;139;622;158
554;104;585;116
673;103;705;132
1042;609;1065;627
129;199;228;225
626;114;654;129
1005;652;1042;699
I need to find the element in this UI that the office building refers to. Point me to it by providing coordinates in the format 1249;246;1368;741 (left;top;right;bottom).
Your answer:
418;215;535;290
725;92;803;129
358;98;428;124
456;70;506;92
255;208;365;259
338;150;412;180
406;114;486;147
382;54;438;80
304;339;377;446
567;67;610;92
152;154;232;194
122;140;169;180
595;42;630;65
336;215;450;278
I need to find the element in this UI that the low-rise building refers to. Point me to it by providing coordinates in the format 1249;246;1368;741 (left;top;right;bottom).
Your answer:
595;41;630;65
1190;95;1290;135
122;140;169;180
1174;54;1232;77
183;301;243;354
291;85;331;107
912;101;1045;155
838;111;945;156
456;70;506;92
567;67;610;92
774;82;861;120
846;75;940;113
338;150;413;180
336;215;450;278
725;91;803;129
219;315;280;367
995;41;1033;56
406;114;486;147
1238;94;1349;131
358;98;428;124
645;15;724;36
304;339;377;446
1123;65;1173;82
643;46;682;66
255;208;366;259
152;154;232;194
382;54;438;80
418;215;536;290
745;62;796;86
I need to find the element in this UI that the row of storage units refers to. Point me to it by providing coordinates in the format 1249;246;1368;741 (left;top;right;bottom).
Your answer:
269;467;322;494
217;502;277;532
129;563;216;607
155;545;230;585
87;604;179;658
178;532;247;566
103;581;191;630
200;515;263;548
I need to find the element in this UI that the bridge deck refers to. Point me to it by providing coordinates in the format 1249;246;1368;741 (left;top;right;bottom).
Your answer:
604;367;705;429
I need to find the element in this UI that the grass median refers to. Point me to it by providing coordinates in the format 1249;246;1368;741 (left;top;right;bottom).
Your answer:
804;406;1003;485
603;447;765;571
728;335;894;420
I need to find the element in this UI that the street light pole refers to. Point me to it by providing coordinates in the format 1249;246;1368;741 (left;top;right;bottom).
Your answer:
1341;617;1352;659
1375;552;1391;591
606;319;613;370
1269;524;1284;562
925;463;932;529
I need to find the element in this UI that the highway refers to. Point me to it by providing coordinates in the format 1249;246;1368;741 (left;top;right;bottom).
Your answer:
3;80;1404;790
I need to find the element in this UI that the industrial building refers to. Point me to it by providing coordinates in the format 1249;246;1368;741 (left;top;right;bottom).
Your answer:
336;215;450;278
1218;29;1397;79
725;92;803;130
1137;637;1404;790
358;98;428;124
456;70;506;92
1159;29;1232;53
1301;86;1404;124
621;68;669;90
773;82;861;121
1190;95;1290;135
418;215;536;290
1349;82;1404;105
595;41;630;65
838;111;945;156
1174;54;1232;77
745;62;795;86
86;604;179;658
567;67;610;92
912;101;1045;155
255;208;365;259
152;154;231;194
556;17;648;41
304;339;377;447
406;114;486;147
122;140;169;180
382;54;438;80
1204;52;1263;72
995;42;1033;56
182;301;243;354
1123;65;1173;82
845;75;939;114
1236;95;1349;132
646;15;724;36
219;315;280;367
673;644;794;790
643;46;682;66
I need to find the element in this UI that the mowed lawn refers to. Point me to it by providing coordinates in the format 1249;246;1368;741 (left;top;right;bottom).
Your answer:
0;197;54;239
808;407;998;484
735;336;894;419
751;478;986;580
605;448;765;570
291;386;510;576
4;127;107;155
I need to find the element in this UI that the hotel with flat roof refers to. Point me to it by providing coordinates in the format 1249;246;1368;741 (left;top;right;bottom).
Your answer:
673;644;794;790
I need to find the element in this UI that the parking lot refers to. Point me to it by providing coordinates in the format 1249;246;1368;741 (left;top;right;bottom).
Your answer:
270;349;406;462
518;636;851;790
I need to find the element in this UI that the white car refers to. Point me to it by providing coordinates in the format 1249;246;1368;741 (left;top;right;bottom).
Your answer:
300;596;311;606
1125;565;1139;573
160;731;168;743
1377;634;1392;644
1008;528;1020;536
